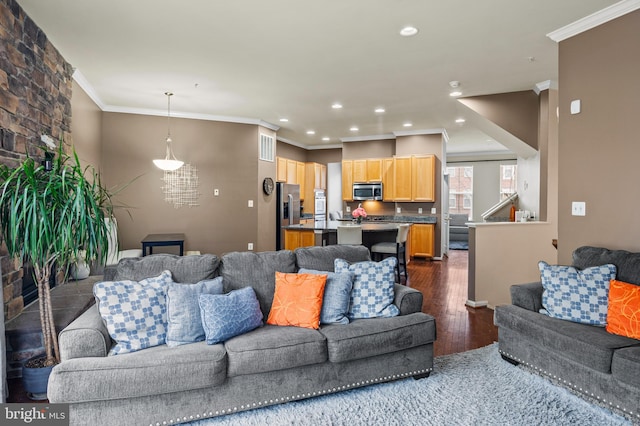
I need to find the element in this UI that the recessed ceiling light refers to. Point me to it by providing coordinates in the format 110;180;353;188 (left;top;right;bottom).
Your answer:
322;137;330;141
332;103;343;109
403;122;412;127
350;126;359;132
279;118;289;122
449;91;462;97
375;107;385;113
306;130;315;135
400;26;418;37
455;118;466;124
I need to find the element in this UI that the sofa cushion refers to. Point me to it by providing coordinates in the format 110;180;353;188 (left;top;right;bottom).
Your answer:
299;268;354;325
199;287;263;344
267;272;327;329
48;341;227;402
335;257;400;319
611;345;640;389
165;277;224;347
114;253;219;283
573;246;640;285
539;261;616;326
319;313;436;363
220;250;297;320
606;279;640;339
294;245;371;272
93;271;173;355
225;325;327;377
494;304;640;373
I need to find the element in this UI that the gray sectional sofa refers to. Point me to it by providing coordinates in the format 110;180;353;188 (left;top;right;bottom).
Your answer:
48;245;436;426
494;246;640;421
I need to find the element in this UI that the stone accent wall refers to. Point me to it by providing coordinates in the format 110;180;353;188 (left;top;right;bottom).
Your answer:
0;0;74;320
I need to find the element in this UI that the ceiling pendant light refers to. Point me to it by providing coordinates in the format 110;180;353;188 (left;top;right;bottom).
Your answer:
153;92;184;171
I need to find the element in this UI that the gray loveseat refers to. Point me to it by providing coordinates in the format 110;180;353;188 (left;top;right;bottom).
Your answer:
494;246;640;421
48;245;436;425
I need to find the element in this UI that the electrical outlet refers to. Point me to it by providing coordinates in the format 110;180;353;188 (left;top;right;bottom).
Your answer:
346;206;351;212
396;207;401;214
248;200;253;208
214;189;219;196
247;243;254;250
431;207;437;214
418;208;423;214
571;201;586;216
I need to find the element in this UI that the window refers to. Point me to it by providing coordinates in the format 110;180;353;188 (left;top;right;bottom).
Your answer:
463;194;472;209
447;167;456;177
449;195;457;208
259;133;275;162
500;164;517;199
463;167;472;177
447;165;472;218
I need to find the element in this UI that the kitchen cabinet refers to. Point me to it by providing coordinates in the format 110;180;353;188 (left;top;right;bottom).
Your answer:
342;160;353;200
286;160;297;185
353;159;382;183
297;162;306;199
382;158;394;201
304;162;327;213
393;156;413;201
409;224;434;258
276;157;288;182
412;155;435;201
284;229;315;250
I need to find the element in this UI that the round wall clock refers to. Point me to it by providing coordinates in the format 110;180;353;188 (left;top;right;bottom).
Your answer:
262;177;275;195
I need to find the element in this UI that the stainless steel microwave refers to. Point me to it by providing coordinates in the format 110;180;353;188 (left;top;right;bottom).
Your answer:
353;183;383;201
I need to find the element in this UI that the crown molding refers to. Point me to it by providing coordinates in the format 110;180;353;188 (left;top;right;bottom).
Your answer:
534;80;558;94
547;0;640;42
341;134;395;143
72;69;106;110
392;128;447;137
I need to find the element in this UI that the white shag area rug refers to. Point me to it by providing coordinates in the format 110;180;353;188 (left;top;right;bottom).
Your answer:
188;343;632;426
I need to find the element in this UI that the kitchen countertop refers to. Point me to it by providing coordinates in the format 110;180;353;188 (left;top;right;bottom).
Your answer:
284;216;436;232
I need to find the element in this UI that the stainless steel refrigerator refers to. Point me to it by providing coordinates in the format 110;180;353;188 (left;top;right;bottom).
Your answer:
276;183;300;250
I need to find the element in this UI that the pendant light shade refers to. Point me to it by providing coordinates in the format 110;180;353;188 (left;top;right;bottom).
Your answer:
153;92;184;171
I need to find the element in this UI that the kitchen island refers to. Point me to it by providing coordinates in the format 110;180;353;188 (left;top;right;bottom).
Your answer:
283;216;437;258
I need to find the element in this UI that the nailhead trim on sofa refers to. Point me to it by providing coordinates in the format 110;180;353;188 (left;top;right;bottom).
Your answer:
499;349;639;420
152;367;434;425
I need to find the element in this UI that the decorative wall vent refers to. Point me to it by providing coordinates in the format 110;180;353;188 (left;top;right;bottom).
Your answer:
161;164;200;208
259;133;275;162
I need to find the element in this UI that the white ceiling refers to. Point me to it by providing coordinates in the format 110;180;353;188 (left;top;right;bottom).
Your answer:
17;0;618;155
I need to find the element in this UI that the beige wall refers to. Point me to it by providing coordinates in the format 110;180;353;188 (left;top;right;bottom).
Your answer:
276;142;307;162
557;10;640;263
71;81;102;169
100;112;274;256
342;139;395;159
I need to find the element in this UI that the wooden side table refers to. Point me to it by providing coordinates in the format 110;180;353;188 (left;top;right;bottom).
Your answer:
141;233;185;256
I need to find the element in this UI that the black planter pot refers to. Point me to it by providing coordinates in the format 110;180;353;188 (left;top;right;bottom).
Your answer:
22;356;54;400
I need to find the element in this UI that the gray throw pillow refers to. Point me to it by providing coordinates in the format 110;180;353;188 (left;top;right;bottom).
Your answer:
199;287;263;344
299;268;354;325
165;277;224;347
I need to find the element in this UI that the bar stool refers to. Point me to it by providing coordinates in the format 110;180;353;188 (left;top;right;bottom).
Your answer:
371;223;410;284
337;225;362;245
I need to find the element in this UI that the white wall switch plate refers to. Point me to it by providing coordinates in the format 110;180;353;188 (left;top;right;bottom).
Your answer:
247;243;254;250
418;208;423;214
571;201;586;216
570;99;581;115
346;206;351;212
214;189;219;196
431;207;437;214
396;207;402;214
248;200;254;207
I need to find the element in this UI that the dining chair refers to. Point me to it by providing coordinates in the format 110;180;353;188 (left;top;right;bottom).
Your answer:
370;223;410;284
337;225;362;245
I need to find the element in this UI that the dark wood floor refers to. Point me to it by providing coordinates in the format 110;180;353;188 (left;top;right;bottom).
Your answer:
7;249;497;402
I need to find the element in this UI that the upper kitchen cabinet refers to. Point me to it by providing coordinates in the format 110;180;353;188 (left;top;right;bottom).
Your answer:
276;156;306;198
411;155;435;202
342;160;354;200
304;162;327;211
276;157;288;182
393;156;413;201
382;158;394;201
353;159;382;183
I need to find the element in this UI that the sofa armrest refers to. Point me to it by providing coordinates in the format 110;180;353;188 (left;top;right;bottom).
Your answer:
59;304;111;361
394;284;423;315
510;282;544;313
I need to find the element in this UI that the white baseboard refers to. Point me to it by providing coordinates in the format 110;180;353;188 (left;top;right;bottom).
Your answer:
465;299;488;308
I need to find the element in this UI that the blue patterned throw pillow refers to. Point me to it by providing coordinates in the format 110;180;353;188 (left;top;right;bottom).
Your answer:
539;261;616;326
335;258;400;319
299;268;354;325
199;286;263;344
94;270;173;355
166;277;224;347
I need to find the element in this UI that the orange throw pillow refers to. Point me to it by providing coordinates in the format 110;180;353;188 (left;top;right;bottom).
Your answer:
267;272;327;329
606;279;640;340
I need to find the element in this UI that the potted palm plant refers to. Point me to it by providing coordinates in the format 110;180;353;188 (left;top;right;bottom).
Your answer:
0;143;114;398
